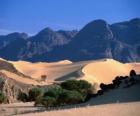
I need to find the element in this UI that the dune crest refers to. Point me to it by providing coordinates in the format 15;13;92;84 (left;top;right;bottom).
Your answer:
82;59;135;84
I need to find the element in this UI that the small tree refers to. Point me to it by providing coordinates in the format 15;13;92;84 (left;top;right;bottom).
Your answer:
61;80;79;91
41;75;47;81
112;76;121;87
35;96;56;108
18;92;29;102
44;85;63;99
129;70;137;83
130;70;137;77
100;83;108;91
29;87;43;101
58;90;84;105
60;80;91;94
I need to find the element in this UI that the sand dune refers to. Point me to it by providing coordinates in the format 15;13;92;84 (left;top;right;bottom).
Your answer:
82;59;137;84
11;59;140;85
0;58;139;85
0;58;140;116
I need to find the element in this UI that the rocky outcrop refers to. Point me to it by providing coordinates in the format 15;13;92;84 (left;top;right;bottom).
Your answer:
0;72;34;103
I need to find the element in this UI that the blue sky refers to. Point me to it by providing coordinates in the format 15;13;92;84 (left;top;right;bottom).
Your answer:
0;0;140;35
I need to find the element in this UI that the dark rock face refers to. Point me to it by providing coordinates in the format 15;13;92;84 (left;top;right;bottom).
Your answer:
0;18;139;62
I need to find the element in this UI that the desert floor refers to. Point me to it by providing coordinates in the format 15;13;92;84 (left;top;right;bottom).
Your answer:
0;101;140;116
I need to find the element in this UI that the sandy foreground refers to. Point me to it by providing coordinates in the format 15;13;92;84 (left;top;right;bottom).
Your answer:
20;102;140;116
0;102;140;116
1;80;140;116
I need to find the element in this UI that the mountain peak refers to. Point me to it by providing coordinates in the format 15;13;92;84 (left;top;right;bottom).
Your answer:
129;18;140;25
86;19;108;28
7;32;28;39
83;19;109;32
38;27;54;35
74;19;113;41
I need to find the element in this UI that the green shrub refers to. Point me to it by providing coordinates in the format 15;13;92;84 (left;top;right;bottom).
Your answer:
35;96;56;108
60;79;92;97
61;80;91;90
18;92;29;102
44;85;63;99
61;80;79;91
0;91;7;103
58;90;84;105
42;96;56;108
34;80;92;108
130;70;137;77
29;87;43;101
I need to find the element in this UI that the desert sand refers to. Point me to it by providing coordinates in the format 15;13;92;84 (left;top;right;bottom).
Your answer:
0;58;139;86
9;58;140;85
0;58;140;116
20;102;140;116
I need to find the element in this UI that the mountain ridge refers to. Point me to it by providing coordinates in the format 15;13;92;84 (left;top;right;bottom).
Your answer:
0;18;139;62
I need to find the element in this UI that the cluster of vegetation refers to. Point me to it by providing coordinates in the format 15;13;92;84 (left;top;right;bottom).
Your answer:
18;80;92;108
97;69;138;95
0;90;7;104
17;69;139;108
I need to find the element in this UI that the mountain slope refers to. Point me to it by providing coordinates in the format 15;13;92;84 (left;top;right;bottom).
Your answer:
0;18;139;62
49;18;140;62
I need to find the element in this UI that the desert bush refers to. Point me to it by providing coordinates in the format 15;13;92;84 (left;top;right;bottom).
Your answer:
61;80;91;94
97;90;104;95
35;96;56;108
0;91;7;103
44;85;63;99
58;90;84;105
119;76;128;80
34;80;94;108
130;70;137;77
18;92;29;102
61;80;79;91
112;77;121;87
29;87;43;101
107;83;115;89
78;80;92;90
100;83;108;91
41;75;47;81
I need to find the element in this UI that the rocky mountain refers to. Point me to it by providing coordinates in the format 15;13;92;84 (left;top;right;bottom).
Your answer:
50;18;140;62
0;18;139;62
19;28;78;59
0;32;28;49
0;29;77;60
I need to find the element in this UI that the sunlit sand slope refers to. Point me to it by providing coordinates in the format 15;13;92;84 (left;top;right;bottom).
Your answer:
9;59;140;85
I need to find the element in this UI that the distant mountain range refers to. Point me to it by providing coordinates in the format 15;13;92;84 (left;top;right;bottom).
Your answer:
0;18;140;62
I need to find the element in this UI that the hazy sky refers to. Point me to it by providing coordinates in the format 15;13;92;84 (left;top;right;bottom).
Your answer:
0;0;140;35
